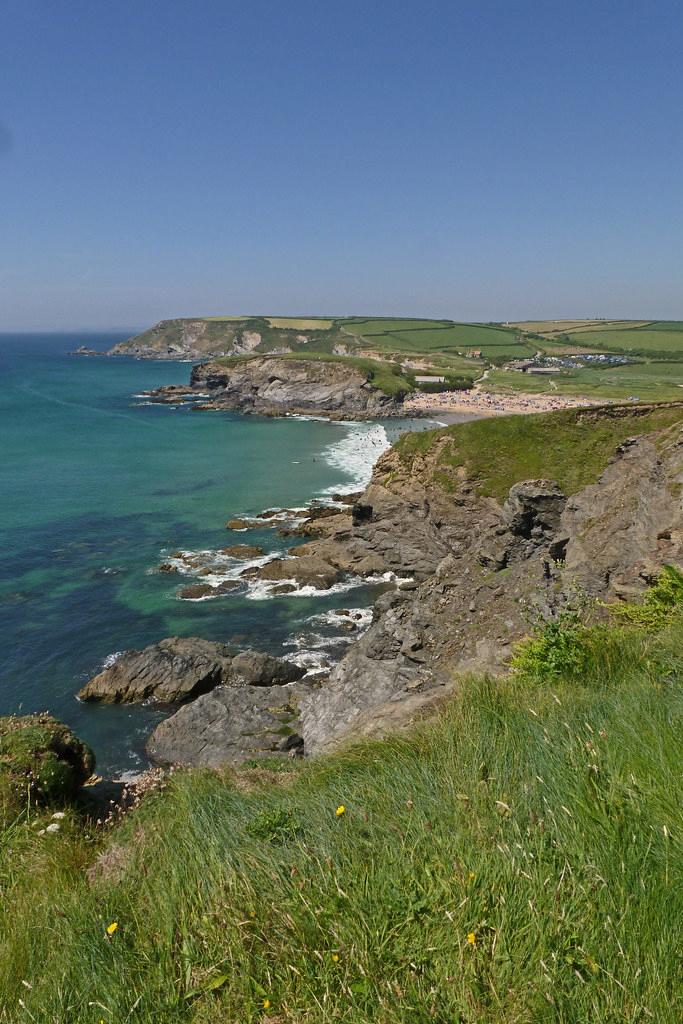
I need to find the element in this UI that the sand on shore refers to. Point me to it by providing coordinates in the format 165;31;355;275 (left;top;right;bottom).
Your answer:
403;387;605;419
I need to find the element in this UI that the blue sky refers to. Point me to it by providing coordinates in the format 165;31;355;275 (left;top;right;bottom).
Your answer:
1;0;682;329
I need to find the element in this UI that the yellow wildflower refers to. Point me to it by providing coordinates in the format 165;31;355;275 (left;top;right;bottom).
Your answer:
468;871;476;881
467;931;476;946
332;953;340;962
335;805;346;817
262;997;271;1009
106;921;118;935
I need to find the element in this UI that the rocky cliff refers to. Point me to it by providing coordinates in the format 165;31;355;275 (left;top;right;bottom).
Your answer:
147;356;407;418
107;317;350;360
297;402;683;752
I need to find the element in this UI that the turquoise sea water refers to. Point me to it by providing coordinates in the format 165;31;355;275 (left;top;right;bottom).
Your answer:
0;334;424;775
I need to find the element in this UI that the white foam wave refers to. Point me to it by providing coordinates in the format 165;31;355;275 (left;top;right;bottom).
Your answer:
244;569;398;602
101;650;123;668
309;607;374;630
159;547;283;600
284;649;331;674
319;421;391;496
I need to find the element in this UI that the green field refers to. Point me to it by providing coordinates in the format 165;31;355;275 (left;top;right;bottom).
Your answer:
339;317;451;335
2;568;682;1022
483;362;683;402
565;328;683;355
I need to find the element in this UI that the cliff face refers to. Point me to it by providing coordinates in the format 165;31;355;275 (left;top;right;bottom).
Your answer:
107;317;349;360
298;403;683;753
186;357;404;418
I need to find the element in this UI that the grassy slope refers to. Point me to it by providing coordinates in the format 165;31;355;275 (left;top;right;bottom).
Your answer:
1;589;681;1023
396;403;683;500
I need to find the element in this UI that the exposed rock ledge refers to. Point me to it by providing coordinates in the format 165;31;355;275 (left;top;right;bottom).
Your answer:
144;357;405;419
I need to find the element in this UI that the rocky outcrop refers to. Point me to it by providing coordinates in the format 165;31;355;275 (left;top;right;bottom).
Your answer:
299;407;683;753
146;683;306;767
107;317;353;361
185;357;404;418
0;714;95;806
78;638;303;704
561;434;683;598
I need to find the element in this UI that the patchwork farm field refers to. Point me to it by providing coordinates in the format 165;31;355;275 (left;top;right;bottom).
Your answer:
484;361;683;402
159;314;683;404
338;319;533;361
564;328;683;355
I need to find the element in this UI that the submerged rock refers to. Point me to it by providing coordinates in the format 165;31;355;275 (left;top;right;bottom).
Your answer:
226;518;256;531
219;544;265;558
177;580;241;600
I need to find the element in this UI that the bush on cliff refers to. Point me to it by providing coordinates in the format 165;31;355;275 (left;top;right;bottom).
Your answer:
511;565;683;683
0;581;681;1022
0;714;94;814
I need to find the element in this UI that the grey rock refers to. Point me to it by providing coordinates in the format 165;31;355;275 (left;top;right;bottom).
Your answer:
146;684;303;767
230;650;305;687
78;637;235;704
252;555;341;590
78;638;303;704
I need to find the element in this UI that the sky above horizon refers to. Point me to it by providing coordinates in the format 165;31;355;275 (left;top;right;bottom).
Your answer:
1;0;682;331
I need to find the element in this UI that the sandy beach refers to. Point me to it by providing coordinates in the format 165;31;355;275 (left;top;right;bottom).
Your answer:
403;386;605;419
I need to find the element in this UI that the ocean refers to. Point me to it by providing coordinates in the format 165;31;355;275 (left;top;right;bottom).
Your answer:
0;333;428;776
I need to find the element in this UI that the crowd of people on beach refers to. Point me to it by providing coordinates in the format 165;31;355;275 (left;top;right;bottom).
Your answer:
403;385;603;418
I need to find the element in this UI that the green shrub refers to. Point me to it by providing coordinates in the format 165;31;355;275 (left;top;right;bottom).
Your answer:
510;611;590;681
0;715;94;813
609;564;683;629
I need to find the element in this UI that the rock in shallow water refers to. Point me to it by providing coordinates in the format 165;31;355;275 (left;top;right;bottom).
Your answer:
177;580;242;600
250;555;341;590
77;637;303;704
78;637;235;704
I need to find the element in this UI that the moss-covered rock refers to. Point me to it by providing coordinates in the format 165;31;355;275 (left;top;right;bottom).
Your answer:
0;714;95;809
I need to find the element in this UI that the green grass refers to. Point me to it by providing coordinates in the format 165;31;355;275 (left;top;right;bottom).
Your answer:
484;363;683;402
566;328;683;356
1;578;682;1022
336;320;531;364
338;318;452;335
633;320;683;332
395;403;683;501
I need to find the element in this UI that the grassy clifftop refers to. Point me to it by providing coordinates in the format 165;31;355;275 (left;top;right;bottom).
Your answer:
1;573;682;1022
395;401;683;500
